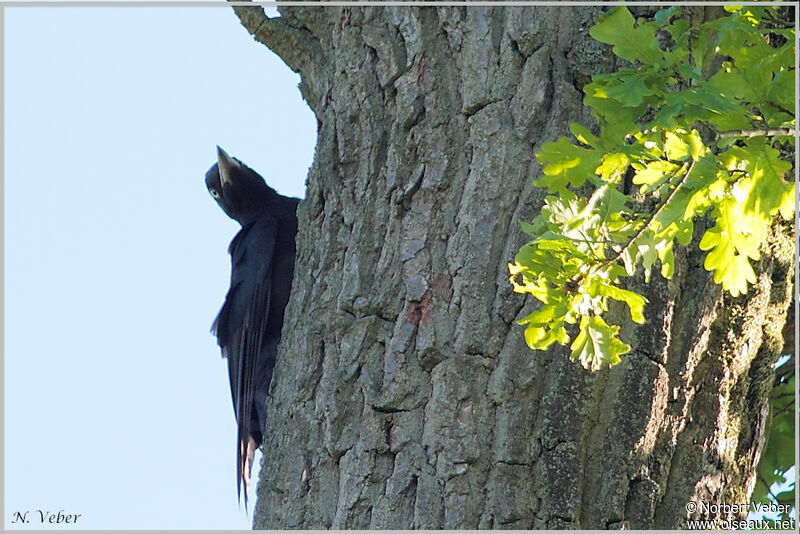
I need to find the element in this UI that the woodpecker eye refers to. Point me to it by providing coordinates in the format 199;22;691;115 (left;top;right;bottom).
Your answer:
209;188;220;198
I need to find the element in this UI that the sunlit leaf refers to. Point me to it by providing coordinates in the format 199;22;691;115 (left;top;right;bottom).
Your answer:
596;153;630;183
570;315;630;371
634;230;660;283
663;131;691;161
699;197;760;297
535;137;602;193
657;239;675;279
591;279;648;324
633;159;679;189
742;138;795;222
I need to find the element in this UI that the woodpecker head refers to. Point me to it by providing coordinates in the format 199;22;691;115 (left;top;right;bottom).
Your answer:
205;146;277;224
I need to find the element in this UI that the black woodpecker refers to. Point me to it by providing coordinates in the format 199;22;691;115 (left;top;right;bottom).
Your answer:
205;146;299;505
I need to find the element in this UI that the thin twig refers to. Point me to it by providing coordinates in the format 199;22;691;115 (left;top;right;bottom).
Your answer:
763;8;795;28
597;159;695;272
718;128;795;139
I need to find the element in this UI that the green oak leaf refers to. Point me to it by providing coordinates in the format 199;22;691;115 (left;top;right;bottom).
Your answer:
708;67;757;105
520;219;543;237
603;73;655;107
663;131;691;161
635;230;659;283
596;186;632;228
633;159;679;190
590;7;664;67
570;315;631;371
699;197;760;297
656;238;675;279
621;247;636;276
589;278;648;324
513;243;562;281
520;301;571;350
535;137;601;193
596;153;630;183
767;68;795;112
569;122;601;149
742;138;794;222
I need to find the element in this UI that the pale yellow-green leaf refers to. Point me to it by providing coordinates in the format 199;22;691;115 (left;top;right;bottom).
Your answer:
633;159;679;188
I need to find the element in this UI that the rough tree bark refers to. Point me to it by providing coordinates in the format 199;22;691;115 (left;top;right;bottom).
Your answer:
230;4;794;529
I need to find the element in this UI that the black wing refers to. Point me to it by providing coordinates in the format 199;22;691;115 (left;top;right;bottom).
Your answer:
211;213;277;503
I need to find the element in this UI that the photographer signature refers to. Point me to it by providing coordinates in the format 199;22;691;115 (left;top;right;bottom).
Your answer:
10;510;82;525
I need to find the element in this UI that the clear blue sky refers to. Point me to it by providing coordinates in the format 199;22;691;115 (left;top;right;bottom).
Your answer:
4;4;314;529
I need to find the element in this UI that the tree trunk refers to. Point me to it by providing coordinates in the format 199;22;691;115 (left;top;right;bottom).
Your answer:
232;4;794;529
